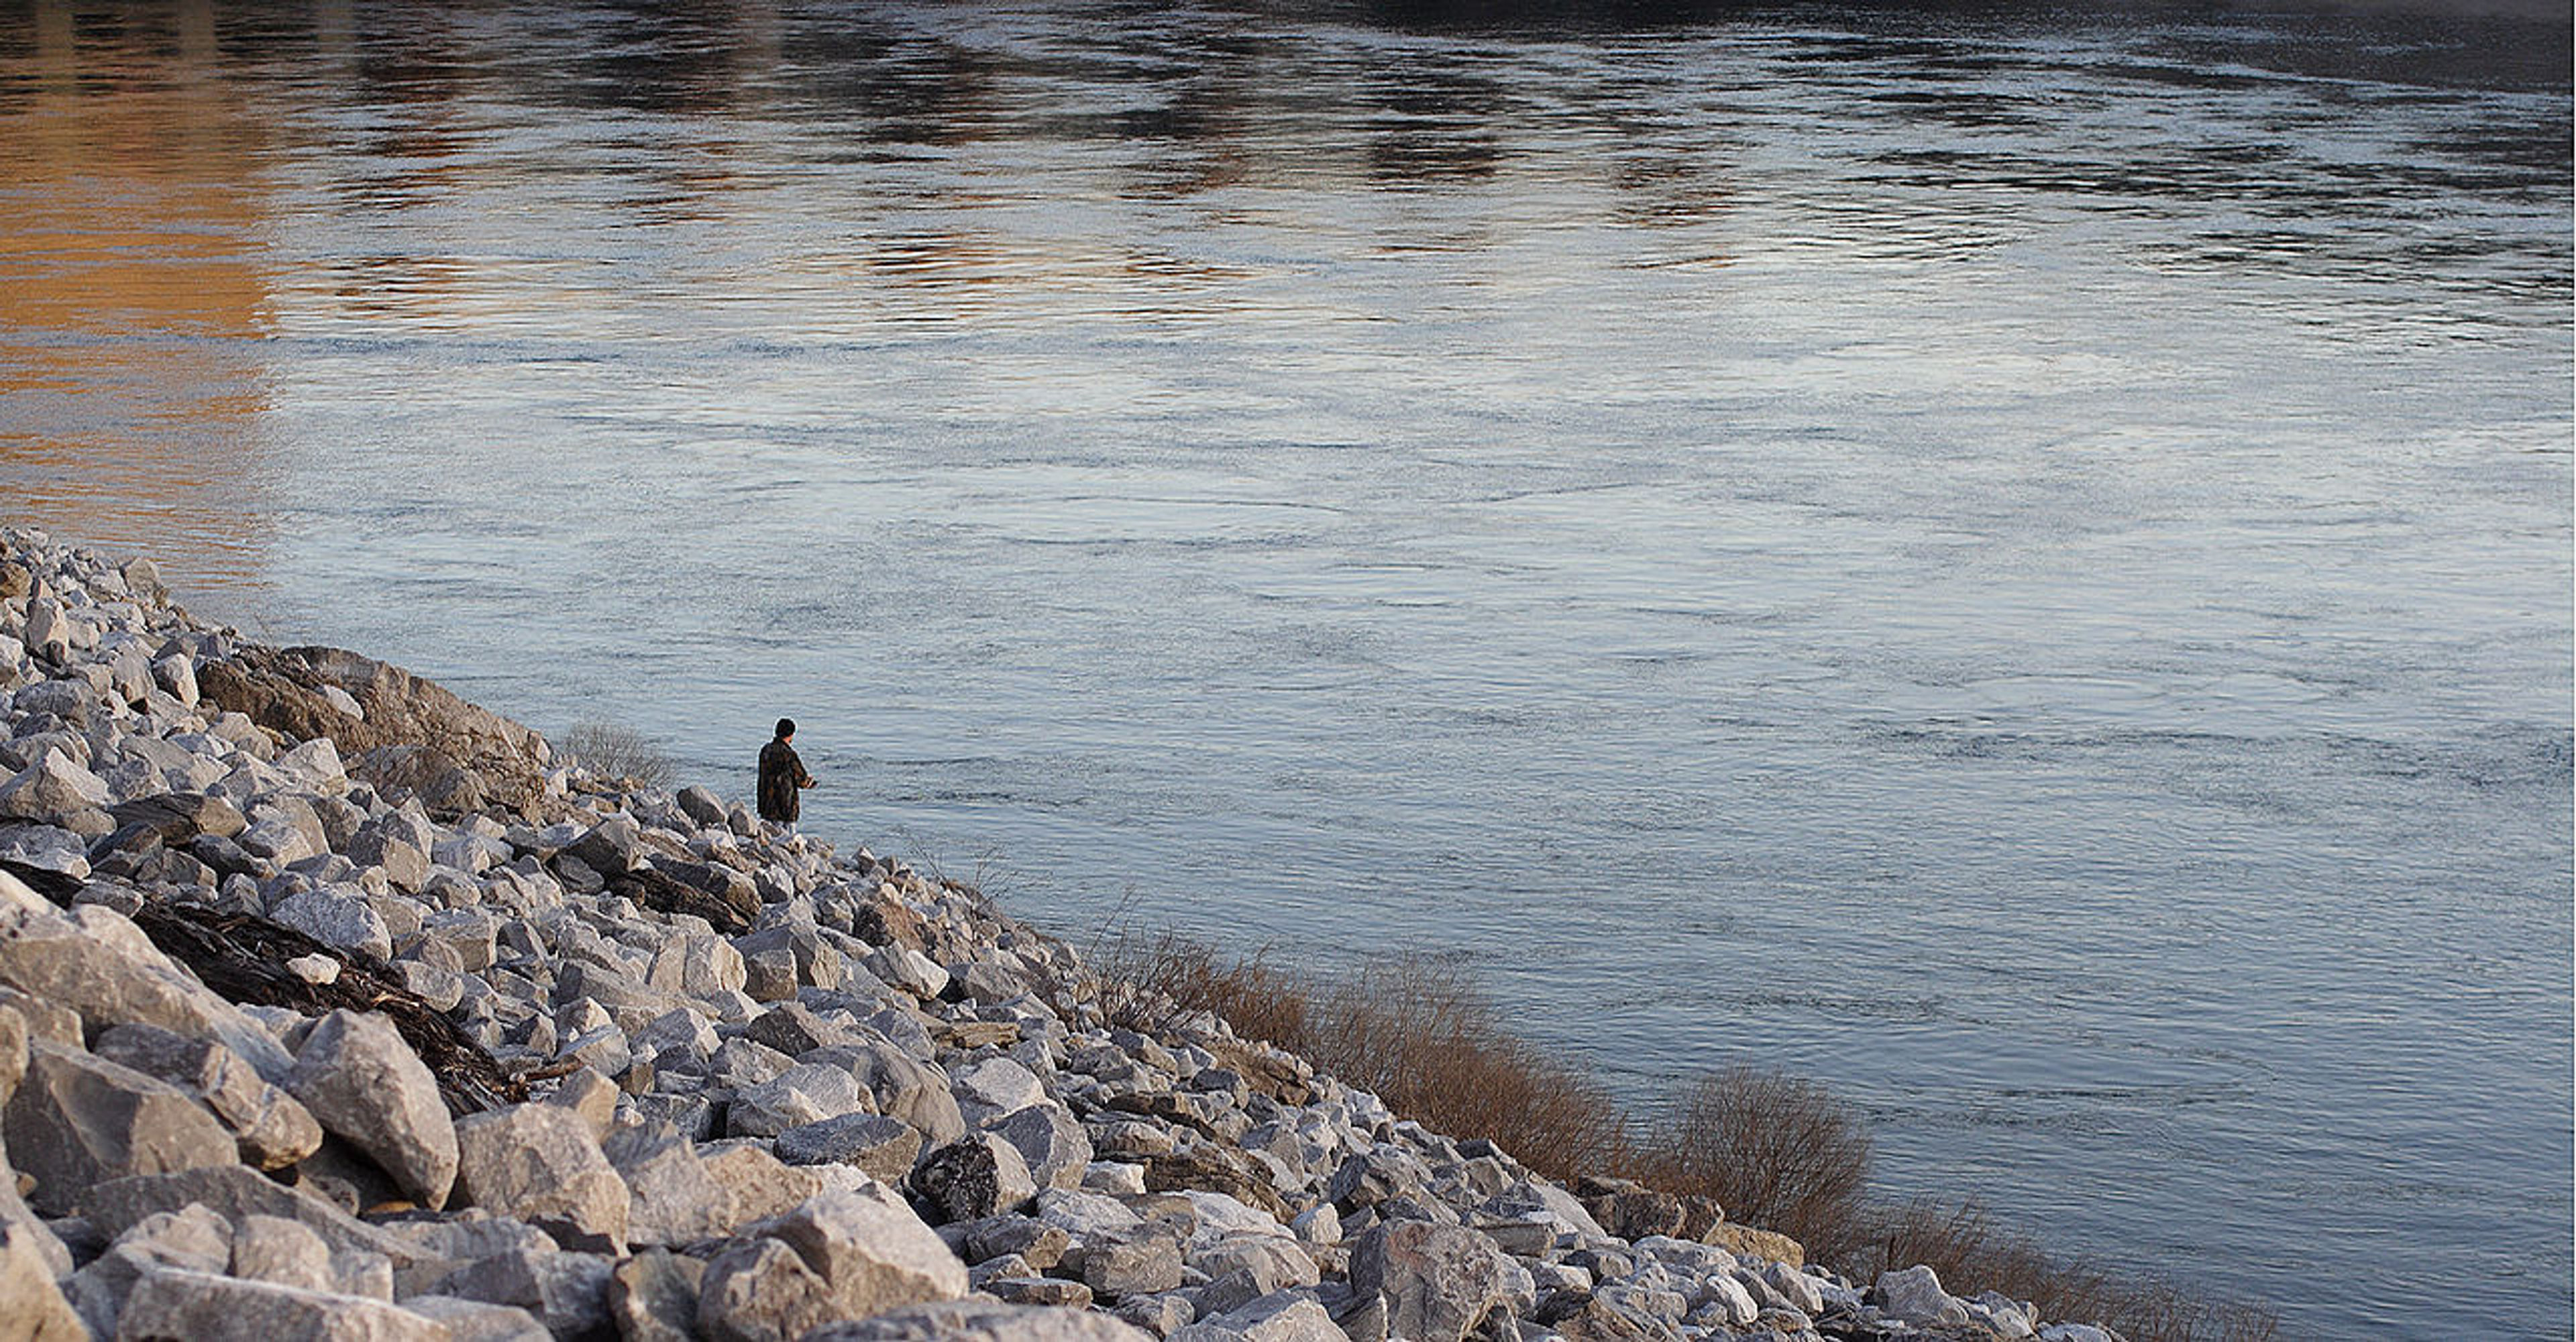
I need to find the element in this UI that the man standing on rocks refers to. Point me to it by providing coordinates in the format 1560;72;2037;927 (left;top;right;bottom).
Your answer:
757;717;816;832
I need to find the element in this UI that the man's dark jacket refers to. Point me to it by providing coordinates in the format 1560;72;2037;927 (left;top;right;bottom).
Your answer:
757;738;812;822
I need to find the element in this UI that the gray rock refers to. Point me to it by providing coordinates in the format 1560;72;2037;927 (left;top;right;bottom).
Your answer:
608;1247;703;1342
93;1021;323;1169
270;889;395;960
452;1102;629;1252
773;1111;922;1183
80;1164;425;1268
606;1129;737;1247
284;1009;459;1210
910;1131;1038;1223
228;1212;336;1291
347;826;431;892
1078;1232;1185;1302
675;786;727;828
956;1215;1072;1271
1349;1220;1535;1342
118;1269;455;1342
107;790;246;842
430;1245;619;1339
833;1039;965;1145
741;1184;966;1308
989;1101;1094;1192
950;1055;1046;1125
1169;1293;1346;1342
0;751;107;822
699;1143;828;1233
0;889;290;1083
802;1298;1156;1341
566;816;641;876
726;1062;873;1139
3;1039;237;1214
400;1294;551;1342
68;1201;235;1337
694;1236;833;1342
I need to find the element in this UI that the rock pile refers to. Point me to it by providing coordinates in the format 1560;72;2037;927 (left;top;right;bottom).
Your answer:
0;526;2121;1342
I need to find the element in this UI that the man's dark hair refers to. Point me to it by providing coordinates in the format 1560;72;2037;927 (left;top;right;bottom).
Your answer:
775;718;796;738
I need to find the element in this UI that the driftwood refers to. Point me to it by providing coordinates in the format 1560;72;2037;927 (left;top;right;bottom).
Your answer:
3;860;527;1117
610;858;756;936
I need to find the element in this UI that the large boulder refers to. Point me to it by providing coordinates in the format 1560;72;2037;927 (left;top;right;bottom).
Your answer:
1350;1221;1536;1342
4;1040;238;1214
697;1186;965;1342
0;750;111;822
197;645;551;818
283;1009;458;1210
0;876;296;1082
80;1165;427;1268
117;1267;453;1340
452;1103;629;1251
93;1022;323;1169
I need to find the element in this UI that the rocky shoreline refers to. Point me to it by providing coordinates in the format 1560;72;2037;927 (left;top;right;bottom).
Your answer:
0;524;2119;1342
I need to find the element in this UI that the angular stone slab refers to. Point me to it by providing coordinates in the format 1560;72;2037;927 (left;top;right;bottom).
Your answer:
284;1009;458;1210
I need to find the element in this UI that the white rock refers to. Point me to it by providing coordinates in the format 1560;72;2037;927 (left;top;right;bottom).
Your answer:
1877;1264;1970;1329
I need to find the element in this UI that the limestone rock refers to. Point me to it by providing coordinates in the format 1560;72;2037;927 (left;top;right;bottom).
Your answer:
118;1266;451;1341
93;1022;322;1169
607;1247;703;1342
742;1184;967;1310
989;1101;1094;1192
452;1102;629;1251
606;1129;738;1247
428;1243;617;1339
197;645;552;818
1349;1220;1534;1342
80;1164;425;1268
1876;1264;1971;1329
1169;1293;1346;1342
284;1009;459;1210
4;1039;238;1214
0;750;109;822
802;1298;1157;1340
0;881;295;1082
400;1295;551;1342
773;1111;922;1184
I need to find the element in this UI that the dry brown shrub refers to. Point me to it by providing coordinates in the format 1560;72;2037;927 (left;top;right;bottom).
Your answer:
1303;954;1626;1177
1858;1198;2279;1342
1625;1064;1874;1264
1096;936;1620;1176
1089;932;2275;1342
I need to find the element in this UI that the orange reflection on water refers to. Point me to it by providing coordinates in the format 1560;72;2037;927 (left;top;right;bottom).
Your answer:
0;0;277;604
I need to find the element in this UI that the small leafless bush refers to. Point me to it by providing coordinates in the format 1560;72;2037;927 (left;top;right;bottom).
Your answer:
1625;1064;1875;1264
556;721;676;790
1858;1198;2279;1342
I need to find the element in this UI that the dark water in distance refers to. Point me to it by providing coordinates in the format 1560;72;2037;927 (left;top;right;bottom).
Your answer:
1;3;2568;1335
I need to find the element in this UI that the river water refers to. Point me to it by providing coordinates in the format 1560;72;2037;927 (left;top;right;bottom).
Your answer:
1;3;2567;1335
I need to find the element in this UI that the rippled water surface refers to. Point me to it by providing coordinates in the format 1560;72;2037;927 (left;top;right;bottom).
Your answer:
1;3;2568;1335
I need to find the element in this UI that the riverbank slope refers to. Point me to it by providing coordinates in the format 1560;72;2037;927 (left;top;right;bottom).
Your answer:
0;524;2115;1341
